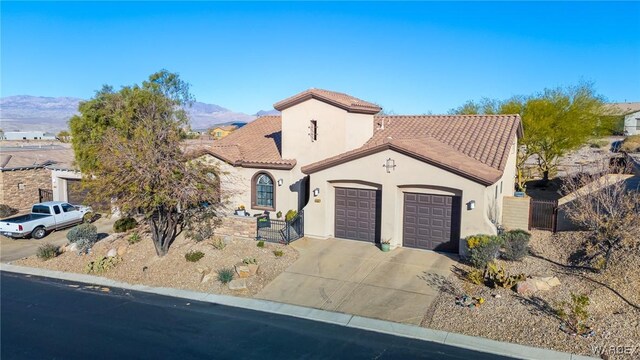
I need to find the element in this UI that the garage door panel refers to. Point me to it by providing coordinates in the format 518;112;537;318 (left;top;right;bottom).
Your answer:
403;192;460;252
335;187;379;243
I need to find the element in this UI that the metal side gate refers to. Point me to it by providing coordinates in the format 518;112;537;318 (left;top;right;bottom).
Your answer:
529;199;558;232
256;210;304;244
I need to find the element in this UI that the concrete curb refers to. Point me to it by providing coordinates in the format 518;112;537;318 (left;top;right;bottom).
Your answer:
0;263;597;360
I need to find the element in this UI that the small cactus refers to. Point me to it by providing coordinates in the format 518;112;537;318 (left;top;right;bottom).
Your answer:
483;261;525;289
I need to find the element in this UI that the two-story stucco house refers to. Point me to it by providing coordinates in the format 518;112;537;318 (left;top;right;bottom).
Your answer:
193;89;522;254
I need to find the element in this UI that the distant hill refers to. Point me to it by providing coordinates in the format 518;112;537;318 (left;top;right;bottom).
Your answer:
0;95;256;132
254;109;280;117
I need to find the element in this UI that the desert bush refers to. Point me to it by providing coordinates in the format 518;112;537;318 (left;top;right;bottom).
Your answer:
242;257;257;265
466;269;484;285
217;267;234;284
621;135;640;153
113;217;138;233
483;262;526;289
555;293;591;335
273;249;284;257
67;223;98;254
285;210;298;222
0;204;19;218
256;240;265;248
466;234;503;268
36;243;60;260
185;250;205;262
184;206;222;242
128;232;141;245
588;140;609;149
86;255;122;273
210;236;226;250
501;229;531;261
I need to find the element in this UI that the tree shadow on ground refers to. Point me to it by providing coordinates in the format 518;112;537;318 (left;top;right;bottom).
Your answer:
513;294;561;320
97;233;110;241
418;271;460;296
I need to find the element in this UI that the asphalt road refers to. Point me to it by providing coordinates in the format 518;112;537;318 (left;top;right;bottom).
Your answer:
0;216;115;262
1;272;513;360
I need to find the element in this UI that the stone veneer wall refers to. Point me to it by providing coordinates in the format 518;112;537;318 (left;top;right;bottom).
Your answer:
501;196;530;231
214;215;256;239
0;168;52;213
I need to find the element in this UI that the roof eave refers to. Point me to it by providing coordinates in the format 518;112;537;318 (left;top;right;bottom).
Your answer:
274;93;381;114
301;143;499;186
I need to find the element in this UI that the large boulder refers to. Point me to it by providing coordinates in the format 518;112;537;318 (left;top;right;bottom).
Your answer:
106;248;117;258
516;276;561;294
235;263;251;278
228;279;247;290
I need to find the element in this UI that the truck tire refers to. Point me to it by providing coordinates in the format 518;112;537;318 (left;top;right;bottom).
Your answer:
32;227;47;239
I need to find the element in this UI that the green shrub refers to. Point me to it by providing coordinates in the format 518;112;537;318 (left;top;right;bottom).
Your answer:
86;256;122;273
217;267;234;284
242;257;257;265
113;217;138;233
501;229;531;261
466;234;503;268
276;211;282;219
211;236;226;250
0;204;19;218
256;240;265;248
285;209;298;222
273;249;284;257
128;232;141;245
466;269;484;285
36;243;60;260
67;223;98;254
185;250;205;262
588;140;609;149
556;293;591;335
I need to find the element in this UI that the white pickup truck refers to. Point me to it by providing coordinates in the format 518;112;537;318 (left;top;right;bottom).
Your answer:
0;201;93;239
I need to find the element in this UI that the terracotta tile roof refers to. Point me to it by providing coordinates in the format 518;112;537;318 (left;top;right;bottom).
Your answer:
187;116;296;169
273;88;382;114
301;114;522;185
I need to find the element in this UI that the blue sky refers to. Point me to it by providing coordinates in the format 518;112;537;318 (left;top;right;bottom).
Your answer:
2;1;639;114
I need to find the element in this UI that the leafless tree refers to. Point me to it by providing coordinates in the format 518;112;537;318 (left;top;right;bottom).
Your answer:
562;164;640;271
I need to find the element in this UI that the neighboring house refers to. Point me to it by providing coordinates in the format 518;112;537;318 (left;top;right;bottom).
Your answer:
0;131;57;141
0;146;79;212
210;125;238;140
192;89;522;254
607;102;640;135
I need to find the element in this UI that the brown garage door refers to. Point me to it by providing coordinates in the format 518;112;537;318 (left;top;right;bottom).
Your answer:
403;193;460;252
335;187;380;243
66;179;89;205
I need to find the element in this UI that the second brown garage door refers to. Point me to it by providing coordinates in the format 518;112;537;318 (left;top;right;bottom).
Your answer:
403;193;460;252
335;187;380;243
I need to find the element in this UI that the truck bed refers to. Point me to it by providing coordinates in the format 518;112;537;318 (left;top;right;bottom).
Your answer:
1;213;51;224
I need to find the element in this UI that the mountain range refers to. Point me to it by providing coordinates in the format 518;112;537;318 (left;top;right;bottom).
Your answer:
0;95;279;132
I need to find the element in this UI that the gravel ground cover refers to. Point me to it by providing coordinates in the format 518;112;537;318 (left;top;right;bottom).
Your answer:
15;226;298;297
422;230;640;359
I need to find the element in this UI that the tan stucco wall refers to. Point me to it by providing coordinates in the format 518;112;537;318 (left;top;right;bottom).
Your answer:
281;98;373;164
488;133;518;227
303;149;498;252
51;169;82;202
0;168;52;212
197;154;299;217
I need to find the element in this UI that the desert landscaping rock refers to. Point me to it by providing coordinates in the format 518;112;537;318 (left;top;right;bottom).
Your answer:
235;263;251;278
14;225;298;297
117;245;128;256
228;278;247;290
248;263;259;276
516;276;561;294
106;248;117;257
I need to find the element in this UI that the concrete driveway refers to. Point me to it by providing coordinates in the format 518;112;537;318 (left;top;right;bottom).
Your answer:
0;216;116;263
256;238;457;325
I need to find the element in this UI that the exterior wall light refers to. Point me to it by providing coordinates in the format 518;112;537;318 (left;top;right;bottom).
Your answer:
467;200;476;210
383;158;396;173
277;178;283;186
313;188;320;197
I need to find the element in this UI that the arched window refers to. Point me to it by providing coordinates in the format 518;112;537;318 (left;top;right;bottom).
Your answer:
252;172;275;210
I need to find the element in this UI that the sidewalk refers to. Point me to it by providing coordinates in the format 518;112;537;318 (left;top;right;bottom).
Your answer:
0;263;596;360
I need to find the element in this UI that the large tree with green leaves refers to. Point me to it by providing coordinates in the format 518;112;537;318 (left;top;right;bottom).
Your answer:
450;83;613;186
69;70;222;256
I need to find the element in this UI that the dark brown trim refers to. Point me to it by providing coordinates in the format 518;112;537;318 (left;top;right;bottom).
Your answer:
188;148;296;170
301;143;500;186
274;93;381;114
251;171;276;212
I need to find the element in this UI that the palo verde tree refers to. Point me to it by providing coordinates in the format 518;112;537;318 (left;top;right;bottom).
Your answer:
69;70;222;256
450;83;614;186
